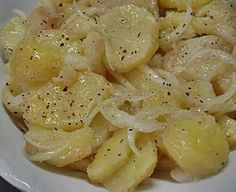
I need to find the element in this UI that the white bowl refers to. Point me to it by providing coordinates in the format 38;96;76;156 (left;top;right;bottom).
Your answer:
0;1;236;192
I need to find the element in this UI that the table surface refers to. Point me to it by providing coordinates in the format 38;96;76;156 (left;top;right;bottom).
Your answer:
0;177;20;192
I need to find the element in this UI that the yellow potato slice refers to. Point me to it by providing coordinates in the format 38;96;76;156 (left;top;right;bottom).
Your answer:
99;5;159;73
36;30;81;54
90;0;158;15
23;72;111;131
162;35;232;79
25;127;93;167
181;80;216;108
195;1;236;45
159;0;213;10
87;129;131;183
218;116;236;147
124;68;182;108
163;114;229;178
66;158;93;172
103;136;157;192
0;17;25;61
159;1;236;49
90;113;112;150
81;31;106;75
9;36;63;88
61;9;97;41
2;83;24;117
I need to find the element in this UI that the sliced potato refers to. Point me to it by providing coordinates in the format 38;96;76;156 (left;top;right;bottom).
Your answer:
159;0;213;10
87;129;131;183
124;68;182;108
159;11;196;51
66;158;93;172
162;35;232;79
181;80;215;108
82;31;106;75
9;36;64;88
159;1;236;50
195;1;236;45
103;136;157;192
90;113;112;150
36;30;81;54
2;84;25;117
23;72;111;131
99;5;159;73
61;9;96;41
25;6;60;35
0;17;25;61
163;113;229;178
218;116;236;147
25;127;93;167
90;0;158;15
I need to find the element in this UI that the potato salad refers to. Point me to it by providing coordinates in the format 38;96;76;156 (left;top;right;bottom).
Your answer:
1;0;236;191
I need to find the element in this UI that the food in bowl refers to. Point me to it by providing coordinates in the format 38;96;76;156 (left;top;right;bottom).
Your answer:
1;0;236;191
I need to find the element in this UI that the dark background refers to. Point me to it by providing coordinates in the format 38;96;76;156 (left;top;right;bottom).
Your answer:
0;177;20;192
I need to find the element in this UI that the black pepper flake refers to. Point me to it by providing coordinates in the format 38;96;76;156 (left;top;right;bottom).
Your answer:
58;2;63;7
63;86;68;92
128;129;133;132
137;32;141;38
107;148;111;152
80;37;86;42
167;91;171;96
60;43;65;47
185;92;190;96
120;139;124;143
121;55;125;61
13;112;18;115
118;153;121;156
